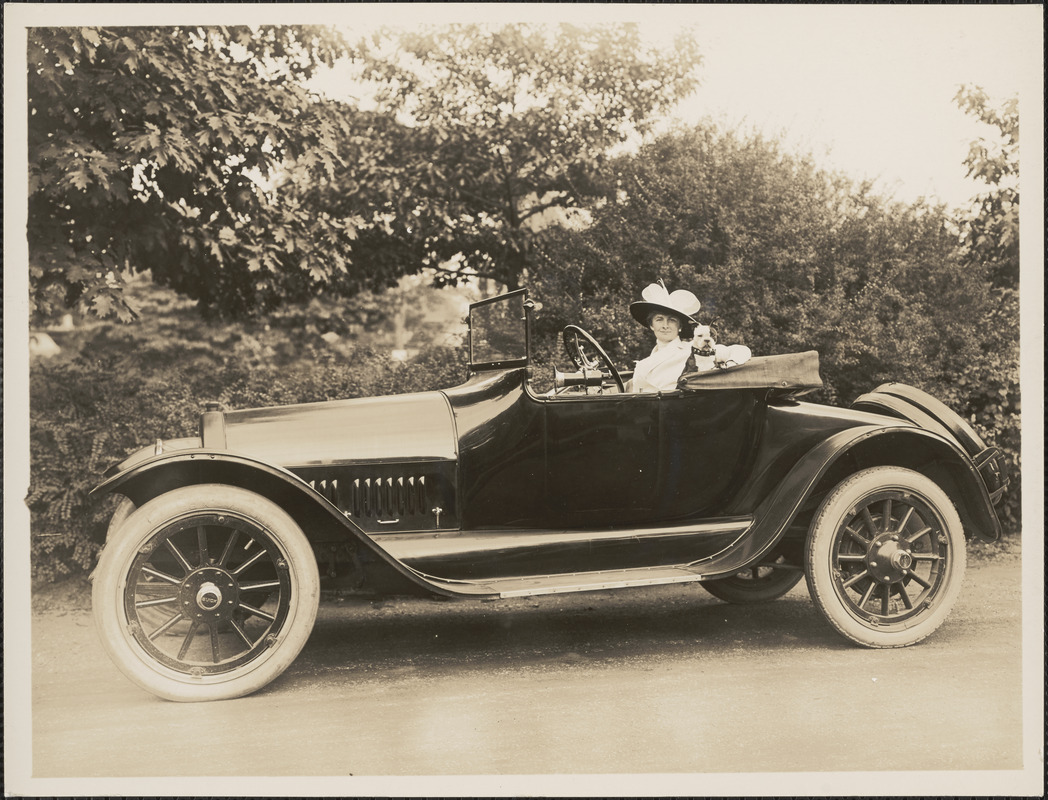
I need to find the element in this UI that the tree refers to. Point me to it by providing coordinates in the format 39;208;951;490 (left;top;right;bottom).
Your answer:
530;120;1020;528
531;123;988;399
304;24;702;290
954;85;1019;289
947;86;1021;528
27;26;375;321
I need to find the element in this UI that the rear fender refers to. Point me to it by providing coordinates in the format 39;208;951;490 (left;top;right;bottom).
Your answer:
705;424;1000;578
91;451;467;597
853;383;1007;504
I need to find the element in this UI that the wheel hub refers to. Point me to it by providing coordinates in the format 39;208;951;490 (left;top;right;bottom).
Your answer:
181;567;238;622
196;582;223;610
866;533;914;584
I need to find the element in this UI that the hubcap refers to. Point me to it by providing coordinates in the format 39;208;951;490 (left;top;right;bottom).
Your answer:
197;582;221;609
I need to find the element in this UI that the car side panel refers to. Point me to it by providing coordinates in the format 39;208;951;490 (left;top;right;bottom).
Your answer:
543;393;661;521
443;370;546;528
723;401;898;514
655;389;764;518
446;372;765;530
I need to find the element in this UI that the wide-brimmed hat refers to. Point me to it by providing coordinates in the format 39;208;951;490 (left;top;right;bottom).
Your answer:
629;280;701;328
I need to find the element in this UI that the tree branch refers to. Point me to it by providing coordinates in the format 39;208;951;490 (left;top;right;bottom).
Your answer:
426;263;505;282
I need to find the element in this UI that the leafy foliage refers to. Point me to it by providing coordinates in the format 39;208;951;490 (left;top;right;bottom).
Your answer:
953;85;1019;289
303;24;702;290
29;325;466;582
946;86;1021;526
27;25;378;322
530;122;1020;527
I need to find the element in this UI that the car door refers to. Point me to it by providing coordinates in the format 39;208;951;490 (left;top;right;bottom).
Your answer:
654;387;762;518
544;387;761;528
543;393;662;526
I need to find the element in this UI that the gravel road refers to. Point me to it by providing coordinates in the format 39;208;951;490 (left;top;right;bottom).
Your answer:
19;543;1037;796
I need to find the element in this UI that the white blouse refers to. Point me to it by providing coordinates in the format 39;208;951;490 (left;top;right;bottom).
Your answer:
630;338;692;393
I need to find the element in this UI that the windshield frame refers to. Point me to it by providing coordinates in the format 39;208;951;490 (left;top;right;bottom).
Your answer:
467;288;530;371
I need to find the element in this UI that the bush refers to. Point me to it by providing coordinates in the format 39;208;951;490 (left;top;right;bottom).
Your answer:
529;123;1021;533
28;333;466;582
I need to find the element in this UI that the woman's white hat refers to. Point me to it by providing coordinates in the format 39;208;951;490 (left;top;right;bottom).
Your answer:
629;280;701;328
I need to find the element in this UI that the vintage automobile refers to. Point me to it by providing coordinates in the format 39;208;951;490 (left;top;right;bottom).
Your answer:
91;289;1008;701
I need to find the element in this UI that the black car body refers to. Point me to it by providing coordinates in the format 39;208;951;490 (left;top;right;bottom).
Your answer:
91;289;1007;701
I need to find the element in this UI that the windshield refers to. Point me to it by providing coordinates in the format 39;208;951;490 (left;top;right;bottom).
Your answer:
469;289;529;370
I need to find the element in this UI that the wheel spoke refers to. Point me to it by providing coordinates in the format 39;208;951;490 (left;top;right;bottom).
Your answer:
177;623;200;660
882;499;892;531
135;595;178;609
218;530;238;567
845;525;871;548
905;525;933;544
842;569;870;589
894;506;915;534
209;622;221;663
142;565;182;585
898;581;914;610
858;579;877;608
911;553;942;561
880;583;891;615
231;548;267;576
860;507;880;536
836;553;866;562
238;579;281;592
147;610;185;640
197;526;210;566
908;572;932;589
238;601;276;622
230;618;255;648
164;538;194;575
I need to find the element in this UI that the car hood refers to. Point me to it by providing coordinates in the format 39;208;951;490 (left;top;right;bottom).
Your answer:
220;391;458;468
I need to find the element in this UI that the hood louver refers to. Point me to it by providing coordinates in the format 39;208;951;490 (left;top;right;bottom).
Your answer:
309;475;428;520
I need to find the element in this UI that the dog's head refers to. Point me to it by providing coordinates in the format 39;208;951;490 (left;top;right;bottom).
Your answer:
691;323;717;356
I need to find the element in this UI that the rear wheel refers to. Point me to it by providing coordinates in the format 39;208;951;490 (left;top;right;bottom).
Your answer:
93;484;320;701
701;554;803;604
805;467;965;648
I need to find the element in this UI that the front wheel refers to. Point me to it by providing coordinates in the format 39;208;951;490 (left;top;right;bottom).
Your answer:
92;484;320;701
805;467;965;648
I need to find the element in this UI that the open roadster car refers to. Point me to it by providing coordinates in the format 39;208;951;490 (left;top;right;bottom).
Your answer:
91;289;1007;701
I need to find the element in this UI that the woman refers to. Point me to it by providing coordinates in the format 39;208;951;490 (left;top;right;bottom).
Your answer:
627;281;702;392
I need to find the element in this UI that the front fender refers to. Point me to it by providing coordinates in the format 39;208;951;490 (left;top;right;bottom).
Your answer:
91;450;473;598
702;423;1001;578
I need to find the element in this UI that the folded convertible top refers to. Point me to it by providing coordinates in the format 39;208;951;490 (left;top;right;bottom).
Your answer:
678;350;823;391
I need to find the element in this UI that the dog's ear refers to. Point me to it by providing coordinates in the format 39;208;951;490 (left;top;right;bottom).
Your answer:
708;321;720;341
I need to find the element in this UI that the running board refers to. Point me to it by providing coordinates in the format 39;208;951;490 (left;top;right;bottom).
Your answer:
413;563;713;599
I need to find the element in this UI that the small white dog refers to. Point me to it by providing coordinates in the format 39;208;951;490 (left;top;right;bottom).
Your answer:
690;324;752;372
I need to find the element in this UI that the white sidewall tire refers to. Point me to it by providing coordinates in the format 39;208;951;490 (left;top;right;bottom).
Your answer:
805;467;966;648
92;484;320;701
105;495;137;541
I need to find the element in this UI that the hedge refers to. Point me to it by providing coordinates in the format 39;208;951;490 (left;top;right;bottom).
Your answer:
28;330;467;583
29;298;1019;583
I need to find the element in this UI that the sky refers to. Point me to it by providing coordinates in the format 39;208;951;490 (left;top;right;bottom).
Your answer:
667;5;1038;208
304;4;1041;209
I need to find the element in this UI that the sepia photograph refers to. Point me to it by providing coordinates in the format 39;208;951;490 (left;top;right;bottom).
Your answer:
4;3;1043;797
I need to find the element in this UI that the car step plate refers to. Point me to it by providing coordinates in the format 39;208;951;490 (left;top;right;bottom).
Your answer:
419;564;712;598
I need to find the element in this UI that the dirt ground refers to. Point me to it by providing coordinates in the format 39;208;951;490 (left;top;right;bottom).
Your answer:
11;533;1041;798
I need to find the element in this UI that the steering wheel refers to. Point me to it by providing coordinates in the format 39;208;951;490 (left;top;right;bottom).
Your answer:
561;325;625;392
